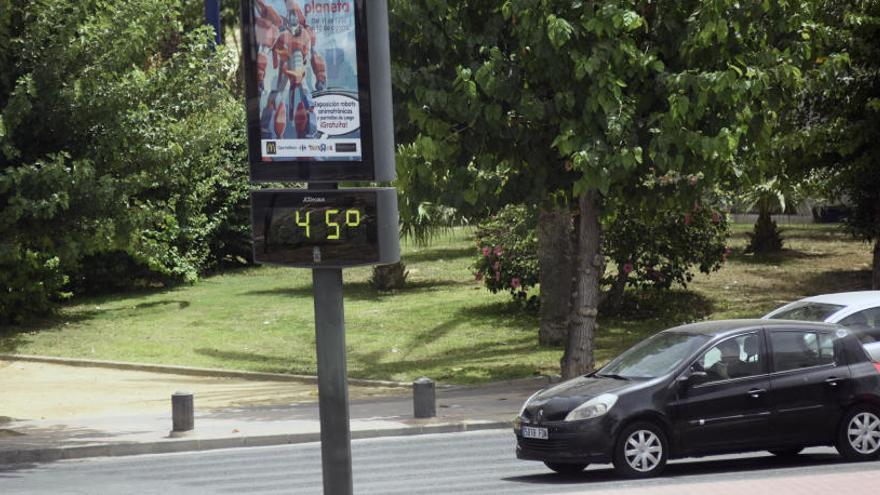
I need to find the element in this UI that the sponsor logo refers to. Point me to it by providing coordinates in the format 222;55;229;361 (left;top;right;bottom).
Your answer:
266;141;277;155
303;1;351;15
336;142;357;153
303;196;327;204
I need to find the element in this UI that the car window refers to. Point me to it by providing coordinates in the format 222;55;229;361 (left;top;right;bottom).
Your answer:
770;330;835;372
769;302;845;322
840;307;880;336
696;333;764;383
600;332;710;379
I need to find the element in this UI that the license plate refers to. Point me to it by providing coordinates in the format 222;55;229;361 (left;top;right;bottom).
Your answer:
522;426;548;440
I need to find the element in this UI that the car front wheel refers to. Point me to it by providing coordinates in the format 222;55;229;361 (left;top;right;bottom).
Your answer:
837;405;880;461
612;421;668;478
543;462;588;475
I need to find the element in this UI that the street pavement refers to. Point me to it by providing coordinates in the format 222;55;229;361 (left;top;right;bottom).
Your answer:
0;358;540;464
2;430;878;495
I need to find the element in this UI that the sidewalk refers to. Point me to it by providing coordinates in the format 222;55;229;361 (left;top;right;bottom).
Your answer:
0;358;545;465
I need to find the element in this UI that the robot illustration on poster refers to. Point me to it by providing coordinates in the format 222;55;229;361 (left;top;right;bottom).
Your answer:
252;0;362;162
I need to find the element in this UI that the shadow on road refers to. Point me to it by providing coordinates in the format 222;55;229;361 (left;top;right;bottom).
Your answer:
504;452;845;486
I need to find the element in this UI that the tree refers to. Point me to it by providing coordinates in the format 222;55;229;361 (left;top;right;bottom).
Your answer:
391;0;815;377
0;0;249;322
791;0;880;288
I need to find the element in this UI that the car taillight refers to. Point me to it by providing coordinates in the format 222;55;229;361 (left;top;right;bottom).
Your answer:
873;362;880;374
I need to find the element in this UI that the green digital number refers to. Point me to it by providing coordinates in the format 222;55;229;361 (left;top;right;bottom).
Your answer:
295;210;310;238
346;209;361;228
326;209;340;240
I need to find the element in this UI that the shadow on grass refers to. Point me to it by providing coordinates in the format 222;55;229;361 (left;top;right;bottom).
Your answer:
603;289;714;322
796;269;873;295
403;246;475;264
238;279;474;302
727;248;833;266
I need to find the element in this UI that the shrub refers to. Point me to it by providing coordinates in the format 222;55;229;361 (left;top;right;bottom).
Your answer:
0;0;249;322
472;203;730;308
472;205;539;306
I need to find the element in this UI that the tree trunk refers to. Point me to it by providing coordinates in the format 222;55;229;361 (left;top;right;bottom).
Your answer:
538;206;573;346
561;190;603;379
606;262;628;314
873;239;880;290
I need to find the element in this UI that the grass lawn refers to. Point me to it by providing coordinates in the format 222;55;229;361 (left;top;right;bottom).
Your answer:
0;223;874;384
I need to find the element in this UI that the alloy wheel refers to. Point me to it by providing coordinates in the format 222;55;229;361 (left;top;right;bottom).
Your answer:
624;430;663;472
847;412;880;455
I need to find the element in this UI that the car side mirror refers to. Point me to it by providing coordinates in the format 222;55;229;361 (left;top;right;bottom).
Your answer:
677;368;707;384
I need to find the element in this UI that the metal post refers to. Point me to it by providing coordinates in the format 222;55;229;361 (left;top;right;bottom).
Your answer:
312;267;353;495
170;392;194;436
205;0;222;46
413;378;436;418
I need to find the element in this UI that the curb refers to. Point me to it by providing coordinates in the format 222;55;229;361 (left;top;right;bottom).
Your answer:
0;420;511;465
0;354;560;390
0;354;410;389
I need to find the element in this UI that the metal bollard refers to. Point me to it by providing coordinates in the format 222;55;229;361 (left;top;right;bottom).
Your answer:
413;377;436;418
170;391;194;437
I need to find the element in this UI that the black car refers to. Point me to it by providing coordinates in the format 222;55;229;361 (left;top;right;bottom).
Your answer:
515;319;880;478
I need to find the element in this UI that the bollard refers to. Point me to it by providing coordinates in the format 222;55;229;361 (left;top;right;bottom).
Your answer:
171;391;194;437
413;377;436;418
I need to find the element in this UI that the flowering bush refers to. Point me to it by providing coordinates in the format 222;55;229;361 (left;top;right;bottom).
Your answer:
472;205;539;306
473;203;730;307
603;204;730;291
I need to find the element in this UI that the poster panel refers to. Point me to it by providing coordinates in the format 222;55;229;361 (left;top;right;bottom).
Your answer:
241;0;396;182
253;0;361;161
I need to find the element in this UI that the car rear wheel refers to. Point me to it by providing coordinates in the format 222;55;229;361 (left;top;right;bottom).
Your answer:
543;462;588;475
837;405;880;461
769;448;803;457
613;421;668;478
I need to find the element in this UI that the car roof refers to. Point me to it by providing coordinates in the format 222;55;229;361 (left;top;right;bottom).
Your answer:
796;291;880;306
665;319;840;337
762;291;880;322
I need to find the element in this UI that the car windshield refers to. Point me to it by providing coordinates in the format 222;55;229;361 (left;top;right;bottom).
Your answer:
599;332;710;379
769;302;845;322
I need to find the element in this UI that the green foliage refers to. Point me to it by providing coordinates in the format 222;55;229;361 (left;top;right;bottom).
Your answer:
472;202;729;304
794;1;880;245
472;205;539;306
0;0;249;323
746;211;784;255
390;0;816;240
604;203;731;290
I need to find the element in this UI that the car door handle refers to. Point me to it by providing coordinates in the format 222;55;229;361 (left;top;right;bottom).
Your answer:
747;388;766;398
825;377;840;387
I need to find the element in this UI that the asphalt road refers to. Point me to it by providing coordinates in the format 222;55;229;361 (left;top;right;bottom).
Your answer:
2;430;879;495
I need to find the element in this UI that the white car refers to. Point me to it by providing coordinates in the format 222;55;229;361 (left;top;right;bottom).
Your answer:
763;291;880;358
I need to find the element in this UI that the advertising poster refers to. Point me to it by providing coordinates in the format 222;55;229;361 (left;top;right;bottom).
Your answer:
252;0;361;161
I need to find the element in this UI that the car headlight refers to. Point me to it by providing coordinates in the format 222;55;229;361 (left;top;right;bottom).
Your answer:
518;390;543;417
564;393;618;422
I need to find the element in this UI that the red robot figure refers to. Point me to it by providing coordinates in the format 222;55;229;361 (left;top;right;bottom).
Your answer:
256;0;327;140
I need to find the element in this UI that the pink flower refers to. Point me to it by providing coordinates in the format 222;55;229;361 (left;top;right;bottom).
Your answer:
495;271;501;281
494;245;503;257
511;277;521;289
482;246;491;257
684;214;692;226
493;261;501;272
623;263;633;275
475;272;483;281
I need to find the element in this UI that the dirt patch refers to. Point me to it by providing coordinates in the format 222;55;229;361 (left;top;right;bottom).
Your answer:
0;360;406;420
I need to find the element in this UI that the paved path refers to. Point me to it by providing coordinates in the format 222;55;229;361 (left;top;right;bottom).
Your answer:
0;359;540;463
1;430;875;494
